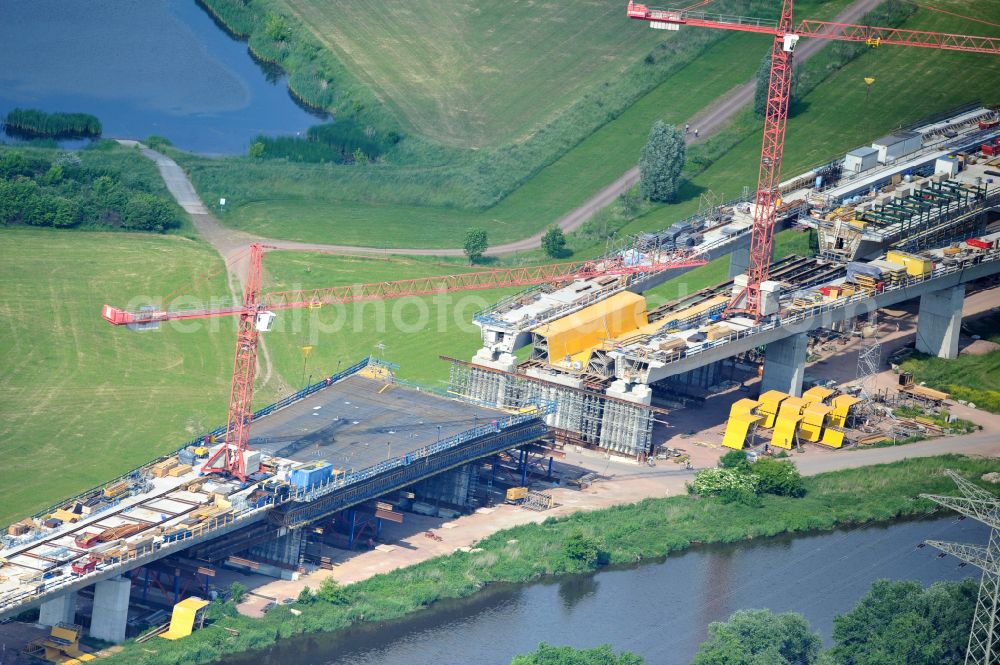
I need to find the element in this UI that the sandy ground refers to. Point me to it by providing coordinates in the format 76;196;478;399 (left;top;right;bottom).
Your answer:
233;285;1000;617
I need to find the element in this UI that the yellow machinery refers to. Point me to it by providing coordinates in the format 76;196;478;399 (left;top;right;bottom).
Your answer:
505;487;528;503
161;596;211;640
24;623;96;663
722;399;764;450
756;390;788;428
536;291;647;369
820;394;861;448
886;250;933;277
772;397;806;449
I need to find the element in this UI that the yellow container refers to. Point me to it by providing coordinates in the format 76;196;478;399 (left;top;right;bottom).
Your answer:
506;487;528;502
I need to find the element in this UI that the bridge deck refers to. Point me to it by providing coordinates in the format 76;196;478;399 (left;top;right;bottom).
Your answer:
248;375;500;470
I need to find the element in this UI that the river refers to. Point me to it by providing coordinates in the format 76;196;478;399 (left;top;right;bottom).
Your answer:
0;0;324;155
219;516;985;665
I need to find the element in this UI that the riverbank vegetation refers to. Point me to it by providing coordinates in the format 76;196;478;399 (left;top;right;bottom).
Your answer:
99;455;997;664
899;350;1000;415
3;108;101;139
0;143;184;232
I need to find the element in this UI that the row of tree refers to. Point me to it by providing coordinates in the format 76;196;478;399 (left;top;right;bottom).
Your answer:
510;578;978;664
3;108;101;139
0;149;180;232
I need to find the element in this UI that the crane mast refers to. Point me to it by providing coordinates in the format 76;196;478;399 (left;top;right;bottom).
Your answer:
737;0;794;316
626;0;1000;318
201;243;265;480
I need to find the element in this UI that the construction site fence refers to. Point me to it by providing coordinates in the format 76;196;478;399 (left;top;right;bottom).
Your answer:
619;249;1000;368
26;357;374;523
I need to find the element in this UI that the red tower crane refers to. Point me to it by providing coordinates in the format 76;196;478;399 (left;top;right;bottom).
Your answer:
102;245;706;481
627;0;1000;318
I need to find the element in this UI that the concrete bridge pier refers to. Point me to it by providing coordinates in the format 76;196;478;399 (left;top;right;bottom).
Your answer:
760;332;808;397
38;590;77;626
728;248;751;279
915;285;964;359
89;576;130;643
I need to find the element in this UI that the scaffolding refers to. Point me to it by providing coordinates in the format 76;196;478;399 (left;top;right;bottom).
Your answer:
447;358;656;458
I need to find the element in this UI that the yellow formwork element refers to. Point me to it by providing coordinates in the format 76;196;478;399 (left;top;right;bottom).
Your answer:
771;397;806;449
756;390;788;429
820;395;861;448
827;395;860;429
161;597;210;640
798;403;832;442
722;398;764;450
801;386;833;405
536;291;647;366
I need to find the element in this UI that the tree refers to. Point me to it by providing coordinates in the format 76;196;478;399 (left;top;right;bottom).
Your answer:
228;581;247;604
563;530;600;568
693;609;821;665
754;53;798;118
639;121;685;202
542;226;567;258
464;228;489;263
248;141;265;159
828;579;976;665
511;643;644;665
751;458;806;497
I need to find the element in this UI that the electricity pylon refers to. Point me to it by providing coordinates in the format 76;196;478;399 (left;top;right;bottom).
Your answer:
922;470;1000;665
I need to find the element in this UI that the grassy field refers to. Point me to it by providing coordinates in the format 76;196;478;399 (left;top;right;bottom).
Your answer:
182;1;1000;251
277;0;669;148
261;251;524;391
0;230;233;524
0;238;530;524
101;454;999;665
178;30;772;247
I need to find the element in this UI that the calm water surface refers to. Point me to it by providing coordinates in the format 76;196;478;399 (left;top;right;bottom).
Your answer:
0;0;324;154
221;516;986;665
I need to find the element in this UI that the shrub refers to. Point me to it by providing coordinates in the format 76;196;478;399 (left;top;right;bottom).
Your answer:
297;586;315;605
563;530;600;568
751;459;806;497
719;450;751;473
228;582;247;604
692;468;759;497
317;577;350;604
